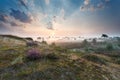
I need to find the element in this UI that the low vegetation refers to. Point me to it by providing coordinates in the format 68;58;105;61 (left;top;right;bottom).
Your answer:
0;35;120;80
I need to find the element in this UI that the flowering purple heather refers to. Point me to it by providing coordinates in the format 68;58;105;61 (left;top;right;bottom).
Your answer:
26;48;40;60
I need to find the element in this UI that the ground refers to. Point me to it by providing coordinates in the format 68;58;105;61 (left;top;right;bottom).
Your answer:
0;36;120;80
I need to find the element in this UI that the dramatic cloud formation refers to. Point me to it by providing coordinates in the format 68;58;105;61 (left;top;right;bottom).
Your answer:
10;9;31;23
84;0;90;5
19;0;28;9
0;22;8;31
0;14;8;23
0;0;120;37
10;22;22;27
46;21;53;30
80;0;111;11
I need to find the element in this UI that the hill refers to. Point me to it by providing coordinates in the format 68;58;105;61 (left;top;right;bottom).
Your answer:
0;35;34;47
0;44;120;80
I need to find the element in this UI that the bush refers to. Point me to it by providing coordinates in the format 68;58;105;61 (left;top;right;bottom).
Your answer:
118;43;120;47
46;53;59;60
41;40;47;44
92;38;97;44
81;39;89;47
106;43;114;51
26;41;38;47
114;58;120;64
95;47;106;54
26;48;41;60
50;42;56;47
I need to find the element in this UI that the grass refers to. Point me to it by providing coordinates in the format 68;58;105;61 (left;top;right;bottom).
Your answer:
81;54;109;65
0;36;120;80
0;45;118;80
0;35;26;41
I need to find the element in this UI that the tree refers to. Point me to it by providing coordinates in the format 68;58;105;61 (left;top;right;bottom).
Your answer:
116;37;120;42
101;34;108;38
81;39;89;47
106;43;114;51
41;40;47;44
37;37;41;40
92;38;97;44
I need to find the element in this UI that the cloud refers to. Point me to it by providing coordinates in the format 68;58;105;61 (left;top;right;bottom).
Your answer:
105;0;110;2
46;21;53;30
0;13;24;28
19;0;28;9
10;22;22;27
84;0;90;5
0;14;8;23
89;5;96;11
60;9;65;18
97;3;104;9
10;9;32;23
80;6;87;11
45;0;50;5
52;9;66;23
80;0;110;12
0;13;24;33
0;22;11;32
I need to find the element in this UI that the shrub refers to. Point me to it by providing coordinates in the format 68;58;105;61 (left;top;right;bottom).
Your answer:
92;38;97;44
101;34;108;38
118;43;120;47
26;41;38;47
26;48;41;60
106;43;114;51
81;39;89;47
114;58;120;64
50;42;56;47
46;53;59;60
41;40;47;44
95;47;106;54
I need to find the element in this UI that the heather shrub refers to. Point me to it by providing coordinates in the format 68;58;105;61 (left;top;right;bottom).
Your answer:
46;53;59;60
26;48;41;60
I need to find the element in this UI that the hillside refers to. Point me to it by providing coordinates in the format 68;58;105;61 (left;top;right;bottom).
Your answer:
0;35;34;47
0;38;120;80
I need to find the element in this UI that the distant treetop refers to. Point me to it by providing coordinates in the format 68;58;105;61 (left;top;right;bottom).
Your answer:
101;34;109;38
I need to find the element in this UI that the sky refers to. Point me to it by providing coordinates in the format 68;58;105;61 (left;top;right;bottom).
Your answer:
0;0;120;38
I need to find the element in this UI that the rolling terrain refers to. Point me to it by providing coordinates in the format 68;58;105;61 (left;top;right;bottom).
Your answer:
0;35;120;80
